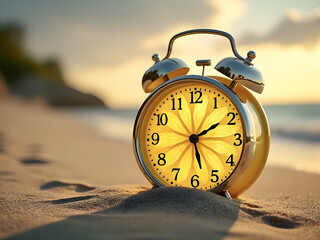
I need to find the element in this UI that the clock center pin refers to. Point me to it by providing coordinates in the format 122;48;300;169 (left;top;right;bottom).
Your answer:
189;134;199;144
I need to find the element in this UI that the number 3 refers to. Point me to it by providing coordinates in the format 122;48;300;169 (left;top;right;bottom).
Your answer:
234;133;242;146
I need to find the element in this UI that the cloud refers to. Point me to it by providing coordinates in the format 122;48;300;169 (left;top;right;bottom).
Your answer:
208;0;247;30
240;8;320;47
0;0;215;69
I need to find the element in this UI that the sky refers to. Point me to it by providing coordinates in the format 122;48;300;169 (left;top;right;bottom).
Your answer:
0;0;319;108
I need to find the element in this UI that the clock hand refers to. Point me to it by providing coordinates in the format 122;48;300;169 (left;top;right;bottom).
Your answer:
197;122;220;137
193;142;202;169
189;134;202;169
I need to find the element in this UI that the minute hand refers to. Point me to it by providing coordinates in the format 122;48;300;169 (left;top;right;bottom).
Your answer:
197;123;220;137
193;143;202;169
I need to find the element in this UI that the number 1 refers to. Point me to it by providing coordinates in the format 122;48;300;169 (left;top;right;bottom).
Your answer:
213;97;218;109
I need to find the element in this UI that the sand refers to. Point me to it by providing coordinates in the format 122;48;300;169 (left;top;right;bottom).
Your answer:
0;97;319;239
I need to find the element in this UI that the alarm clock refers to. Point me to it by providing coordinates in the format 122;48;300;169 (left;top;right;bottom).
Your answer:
133;29;270;198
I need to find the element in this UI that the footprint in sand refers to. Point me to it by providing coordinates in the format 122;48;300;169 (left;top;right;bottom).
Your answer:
240;200;303;229
41;181;97;206
20;144;49;165
0;131;6;154
0;171;13;176
40;180;96;192
0;171;16;182
261;215;301;229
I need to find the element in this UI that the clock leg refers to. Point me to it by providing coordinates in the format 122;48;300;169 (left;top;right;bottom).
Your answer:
151;184;159;189
219;190;232;199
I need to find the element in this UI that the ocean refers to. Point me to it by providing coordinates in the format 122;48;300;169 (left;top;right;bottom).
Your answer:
67;104;320;174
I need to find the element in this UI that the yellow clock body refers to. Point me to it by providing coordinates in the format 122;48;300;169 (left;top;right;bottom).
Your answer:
134;29;270;197
134;75;256;194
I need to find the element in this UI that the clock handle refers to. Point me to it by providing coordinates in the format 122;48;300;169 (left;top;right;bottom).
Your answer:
163;29;246;62
163;29;264;94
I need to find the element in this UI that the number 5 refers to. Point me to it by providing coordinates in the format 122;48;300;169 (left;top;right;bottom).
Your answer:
211;170;219;183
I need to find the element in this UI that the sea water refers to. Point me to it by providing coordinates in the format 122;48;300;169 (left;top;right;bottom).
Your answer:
67;104;320;174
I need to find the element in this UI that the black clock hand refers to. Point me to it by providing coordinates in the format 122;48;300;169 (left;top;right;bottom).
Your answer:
193;142;202;169
197;122;220;137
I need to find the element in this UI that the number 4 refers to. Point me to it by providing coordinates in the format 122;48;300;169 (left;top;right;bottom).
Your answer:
226;154;235;166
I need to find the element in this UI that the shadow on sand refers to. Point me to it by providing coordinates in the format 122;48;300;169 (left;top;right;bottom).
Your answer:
6;187;240;240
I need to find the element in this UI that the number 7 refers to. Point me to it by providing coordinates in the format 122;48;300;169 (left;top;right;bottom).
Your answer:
172;168;180;180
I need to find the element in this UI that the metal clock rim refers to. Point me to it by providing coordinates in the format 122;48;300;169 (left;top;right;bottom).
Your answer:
133;75;256;194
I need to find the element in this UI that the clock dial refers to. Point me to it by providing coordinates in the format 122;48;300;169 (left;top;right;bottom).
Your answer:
137;80;244;190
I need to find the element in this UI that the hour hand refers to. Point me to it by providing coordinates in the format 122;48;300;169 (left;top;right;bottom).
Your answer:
197;122;220;137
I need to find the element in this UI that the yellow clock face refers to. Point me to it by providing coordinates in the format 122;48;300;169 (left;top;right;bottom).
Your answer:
135;79;245;190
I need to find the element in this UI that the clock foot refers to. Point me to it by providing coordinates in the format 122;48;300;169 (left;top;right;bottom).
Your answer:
219;190;232;199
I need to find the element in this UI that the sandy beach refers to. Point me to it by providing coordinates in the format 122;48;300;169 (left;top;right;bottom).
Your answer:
0;97;319;240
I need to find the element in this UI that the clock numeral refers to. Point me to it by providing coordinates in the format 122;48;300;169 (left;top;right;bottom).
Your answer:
171;98;182;110
191;175;200;188
156;113;168;126
190;91;203;104
226;154;235;166
172;168;180;180
157;153;166;166
151;133;159;145
210;170;219;183
213;97;218;109
227;112;236;125
234;133;242;146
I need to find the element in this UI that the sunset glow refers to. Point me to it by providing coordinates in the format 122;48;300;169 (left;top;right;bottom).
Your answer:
1;0;319;108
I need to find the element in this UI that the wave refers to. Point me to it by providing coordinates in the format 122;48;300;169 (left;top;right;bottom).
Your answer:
271;127;320;143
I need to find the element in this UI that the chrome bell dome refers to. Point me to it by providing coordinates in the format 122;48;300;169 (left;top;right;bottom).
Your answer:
142;54;189;93
215;51;264;94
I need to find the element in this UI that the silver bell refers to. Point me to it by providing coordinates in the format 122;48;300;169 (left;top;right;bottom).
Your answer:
215;51;264;94
142;54;189;93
